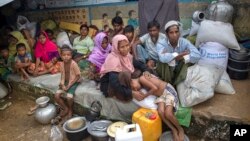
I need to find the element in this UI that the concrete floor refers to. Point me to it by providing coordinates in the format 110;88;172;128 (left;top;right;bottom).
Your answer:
192;77;250;124
0;76;249;141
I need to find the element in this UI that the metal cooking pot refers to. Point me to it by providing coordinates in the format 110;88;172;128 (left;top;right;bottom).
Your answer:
192;10;205;23
34;96;57;124
86;101;102;122
63;117;90;141
229;47;250;61
207;0;234;23
87;120;112;141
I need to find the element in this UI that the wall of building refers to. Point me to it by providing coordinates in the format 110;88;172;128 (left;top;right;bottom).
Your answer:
15;0;250;37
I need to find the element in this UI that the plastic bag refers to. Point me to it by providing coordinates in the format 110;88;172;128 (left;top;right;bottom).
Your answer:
17;15;30;30
50;125;63;141
0;82;8;99
133;89;158;110
175;105;192;127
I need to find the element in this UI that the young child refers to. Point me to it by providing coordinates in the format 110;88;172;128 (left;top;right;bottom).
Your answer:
127;10;139;29
0;47;14;95
119;71;184;141
87;32;112;88
14;43;32;80
116;11;123;17
123;25;139;56
54;45;81;121
102;13;109;30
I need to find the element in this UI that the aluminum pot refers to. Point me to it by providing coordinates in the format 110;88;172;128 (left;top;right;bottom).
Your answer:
63;117;90;141
207;0;234;23
87;120;112;141
86;101;102;122
34;96;57;125
229;48;250;61
192;10;205;23
228;58;250;70
160;131;189;141
227;66;250;80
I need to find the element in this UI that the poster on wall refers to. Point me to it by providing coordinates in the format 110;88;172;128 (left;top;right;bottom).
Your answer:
22;7;89;25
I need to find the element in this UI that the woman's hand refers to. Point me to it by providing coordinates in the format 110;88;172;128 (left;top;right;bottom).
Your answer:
132;90;145;101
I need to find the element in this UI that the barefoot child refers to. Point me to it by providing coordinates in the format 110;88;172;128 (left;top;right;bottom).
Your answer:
119;72;184;141
14;43;32;80
54;45;81;120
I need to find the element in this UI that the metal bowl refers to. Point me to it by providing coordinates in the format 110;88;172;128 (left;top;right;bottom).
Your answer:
160;131;189;141
65;117;86;131
36;96;50;108
87;120;112;141
63;117;90;141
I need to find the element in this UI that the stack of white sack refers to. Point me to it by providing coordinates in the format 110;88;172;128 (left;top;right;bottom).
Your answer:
177;64;224;107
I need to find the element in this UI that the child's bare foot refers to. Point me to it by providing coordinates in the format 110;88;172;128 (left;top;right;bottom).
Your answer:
59;107;69;117
67;110;73;119
178;127;185;141
172;131;180;141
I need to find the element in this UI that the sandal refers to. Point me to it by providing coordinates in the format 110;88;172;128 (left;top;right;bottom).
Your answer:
0;102;12;110
51;116;62;125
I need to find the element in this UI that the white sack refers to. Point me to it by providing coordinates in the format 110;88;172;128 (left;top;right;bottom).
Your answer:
56;31;72;48
0;82;8;99
189;20;200;36
196;20;240;50
177;64;223;107
198;42;229;69
215;71;236;95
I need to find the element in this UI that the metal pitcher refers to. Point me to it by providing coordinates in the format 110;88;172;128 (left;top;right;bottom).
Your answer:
207;0;234;23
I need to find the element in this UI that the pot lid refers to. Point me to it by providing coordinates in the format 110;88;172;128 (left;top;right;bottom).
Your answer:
87;120;112;137
107;121;128;137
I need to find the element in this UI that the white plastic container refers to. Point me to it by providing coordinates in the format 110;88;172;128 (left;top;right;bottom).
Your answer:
115;124;143;141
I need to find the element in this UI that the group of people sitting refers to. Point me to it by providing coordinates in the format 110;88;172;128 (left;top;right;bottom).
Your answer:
0;15;201;141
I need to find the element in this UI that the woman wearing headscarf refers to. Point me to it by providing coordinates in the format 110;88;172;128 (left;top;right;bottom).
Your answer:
88;32;111;73
8;31;31;56
100;34;147;102
29;31;60;76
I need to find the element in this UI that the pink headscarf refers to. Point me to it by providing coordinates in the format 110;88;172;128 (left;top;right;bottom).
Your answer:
88;32;112;71
35;31;58;63
100;34;134;75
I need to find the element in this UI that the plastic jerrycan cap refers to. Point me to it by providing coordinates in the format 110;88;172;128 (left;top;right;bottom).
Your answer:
145;111;157;120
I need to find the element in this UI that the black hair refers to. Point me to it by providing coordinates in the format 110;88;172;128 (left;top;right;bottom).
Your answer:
112;16;123;25
104;25;109;29
165;25;180;34
123;25;134;34
116;11;122;17
102;13;108;18
0;47;9;52
16;43;26;50
80;24;89;31
45;29;54;35
4;26;14;32
61;45;73;54
147;20;160;30
128;10;135;17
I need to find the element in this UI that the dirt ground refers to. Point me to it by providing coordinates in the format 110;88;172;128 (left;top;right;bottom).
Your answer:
0;91;204;141
0;93;91;141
